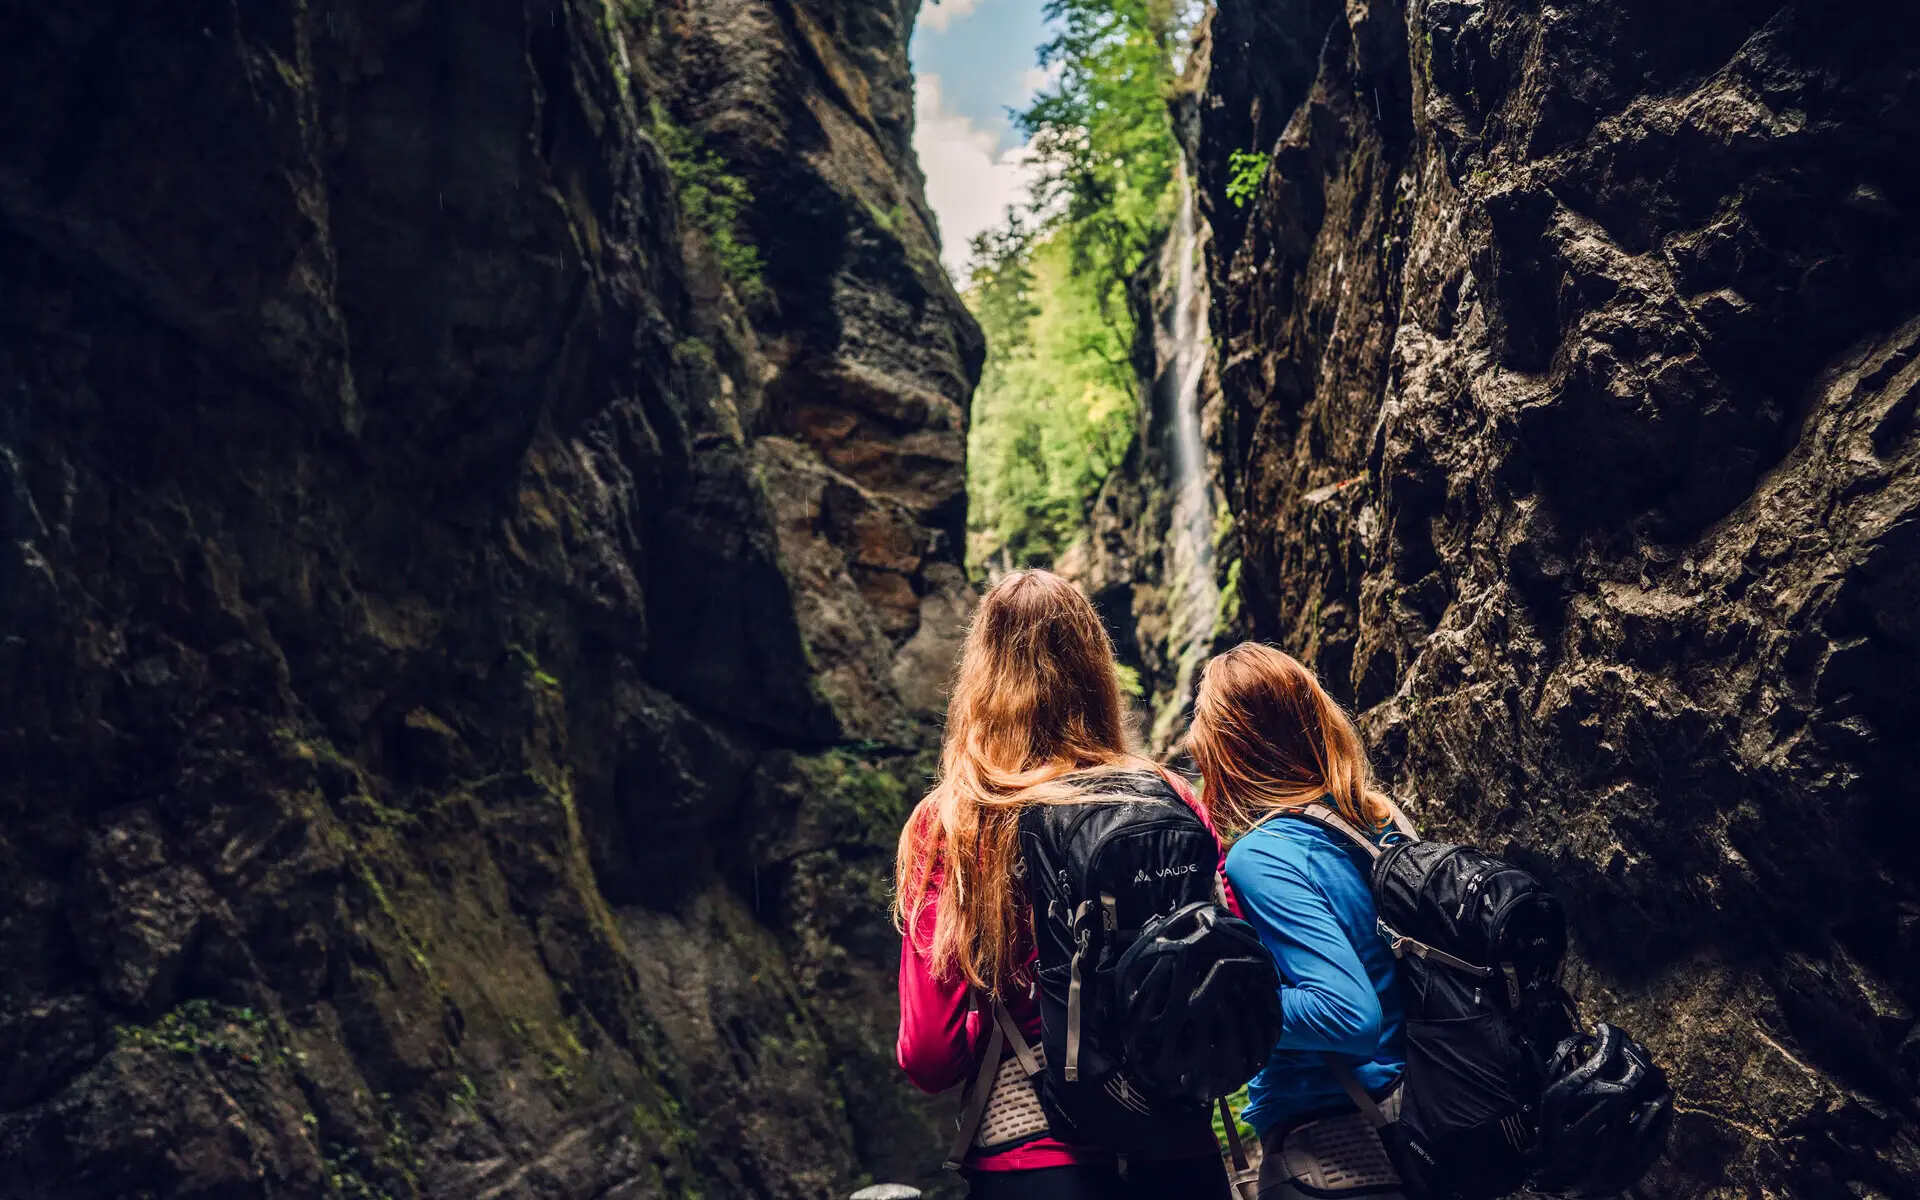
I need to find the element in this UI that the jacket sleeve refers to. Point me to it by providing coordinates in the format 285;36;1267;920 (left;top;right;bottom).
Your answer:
1225;835;1383;1057
896;875;978;1093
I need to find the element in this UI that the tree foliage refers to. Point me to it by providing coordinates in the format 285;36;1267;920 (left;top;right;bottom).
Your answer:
962;0;1200;572
1226;148;1268;209
966;218;1136;569
1019;0;1200;319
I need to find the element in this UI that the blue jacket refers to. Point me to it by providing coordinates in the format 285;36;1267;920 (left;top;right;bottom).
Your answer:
1223;817;1405;1134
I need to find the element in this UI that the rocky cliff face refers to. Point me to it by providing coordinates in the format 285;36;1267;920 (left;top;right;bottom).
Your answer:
1197;0;1920;1192
0;1;975;1196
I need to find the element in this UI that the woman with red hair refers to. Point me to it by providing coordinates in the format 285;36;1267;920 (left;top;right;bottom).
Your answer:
892;569;1231;1199
1187;643;1408;1199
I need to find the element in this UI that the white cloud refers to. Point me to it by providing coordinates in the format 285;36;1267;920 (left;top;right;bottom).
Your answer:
913;73;1039;284
1019;61;1063;96
919;0;982;34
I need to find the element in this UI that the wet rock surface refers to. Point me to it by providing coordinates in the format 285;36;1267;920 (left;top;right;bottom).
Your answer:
1197;0;1920;1192
0;1;972;1196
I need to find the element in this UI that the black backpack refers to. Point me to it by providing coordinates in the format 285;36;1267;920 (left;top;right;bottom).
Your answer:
949;768;1281;1164
1281;800;1666;1200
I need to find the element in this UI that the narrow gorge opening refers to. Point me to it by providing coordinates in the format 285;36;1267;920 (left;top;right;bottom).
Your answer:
938;0;1233;751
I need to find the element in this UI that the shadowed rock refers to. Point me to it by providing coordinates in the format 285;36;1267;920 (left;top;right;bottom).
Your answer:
1195;0;1920;1192
0;0;975;1196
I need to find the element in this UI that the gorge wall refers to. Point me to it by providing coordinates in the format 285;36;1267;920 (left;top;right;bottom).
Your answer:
0;1;976;1197
1195;0;1920;1193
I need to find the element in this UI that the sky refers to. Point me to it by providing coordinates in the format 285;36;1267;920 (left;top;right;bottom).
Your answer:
910;0;1054;280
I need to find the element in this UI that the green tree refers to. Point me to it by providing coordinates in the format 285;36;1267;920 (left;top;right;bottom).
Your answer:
962;0;1202;573
966;221;1134;569
1018;0;1199;323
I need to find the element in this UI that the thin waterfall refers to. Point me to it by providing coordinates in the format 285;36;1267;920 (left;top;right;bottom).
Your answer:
1150;164;1221;750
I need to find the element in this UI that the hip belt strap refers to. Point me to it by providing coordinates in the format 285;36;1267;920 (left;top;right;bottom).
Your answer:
1218;1095;1258;1200
945;994;1044;1171
1323;1055;1391;1131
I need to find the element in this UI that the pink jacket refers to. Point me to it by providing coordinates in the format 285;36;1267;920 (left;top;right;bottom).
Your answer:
895;770;1233;1171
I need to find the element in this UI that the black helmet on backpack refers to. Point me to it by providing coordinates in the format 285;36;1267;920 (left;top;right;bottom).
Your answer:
1529;1023;1674;1198
1113;901;1283;1103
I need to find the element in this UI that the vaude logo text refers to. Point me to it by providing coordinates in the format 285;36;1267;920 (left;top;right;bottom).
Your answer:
1132;863;1201;884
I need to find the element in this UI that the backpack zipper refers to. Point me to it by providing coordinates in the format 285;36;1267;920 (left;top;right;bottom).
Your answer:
1456;869;1488;921
1484;889;1552;1006
1463;868;1536;928
1458;865;1531;924
1466;871;1543;936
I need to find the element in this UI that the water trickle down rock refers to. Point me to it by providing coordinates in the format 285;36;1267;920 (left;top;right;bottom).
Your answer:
1153;169;1225;749
1062;162;1235;753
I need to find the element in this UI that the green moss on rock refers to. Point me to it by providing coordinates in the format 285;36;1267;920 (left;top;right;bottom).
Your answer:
653;109;768;304
115;1000;289;1069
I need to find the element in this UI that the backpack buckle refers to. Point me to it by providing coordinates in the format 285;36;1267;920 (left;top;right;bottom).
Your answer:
1377;917;1408;957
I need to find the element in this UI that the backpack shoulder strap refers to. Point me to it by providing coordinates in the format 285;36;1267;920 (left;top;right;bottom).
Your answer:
994;995;1041;1077
1255;795;1415;860
944;994;1005;1171
1298;800;1387;859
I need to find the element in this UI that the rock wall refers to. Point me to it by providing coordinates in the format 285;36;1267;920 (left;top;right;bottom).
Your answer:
0;1;976;1196
1196;0;1920;1192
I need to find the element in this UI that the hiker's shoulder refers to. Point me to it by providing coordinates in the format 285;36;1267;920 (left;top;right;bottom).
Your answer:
1225;819;1318;876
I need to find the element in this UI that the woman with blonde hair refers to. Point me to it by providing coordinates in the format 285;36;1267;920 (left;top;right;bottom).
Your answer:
1187;642;1410;1199
893;569;1233;1199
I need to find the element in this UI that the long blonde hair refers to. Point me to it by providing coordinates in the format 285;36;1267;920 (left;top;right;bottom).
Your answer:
1188;642;1390;836
893;570;1142;993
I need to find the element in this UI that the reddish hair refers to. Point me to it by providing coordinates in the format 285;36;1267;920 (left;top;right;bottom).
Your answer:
892;570;1145;993
1188;643;1389;836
